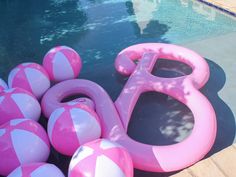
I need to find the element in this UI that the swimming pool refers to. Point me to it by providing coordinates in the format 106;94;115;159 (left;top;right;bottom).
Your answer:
1;0;236;78
0;0;236;176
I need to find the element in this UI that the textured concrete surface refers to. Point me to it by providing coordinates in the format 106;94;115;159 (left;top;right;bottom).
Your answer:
172;143;236;177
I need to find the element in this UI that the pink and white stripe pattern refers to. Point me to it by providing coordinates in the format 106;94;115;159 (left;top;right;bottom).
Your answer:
0;119;50;176
0;78;8;92
8;63;50;99
48;103;101;156
0;88;41;125
69;139;133;177
7;163;65;177
43;46;82;82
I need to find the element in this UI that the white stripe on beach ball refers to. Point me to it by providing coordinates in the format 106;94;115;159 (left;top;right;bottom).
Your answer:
70;108;101;145
11;129;49;164
11;93;41;121
24;68;50;98
53;52;75;81
95;155;126;177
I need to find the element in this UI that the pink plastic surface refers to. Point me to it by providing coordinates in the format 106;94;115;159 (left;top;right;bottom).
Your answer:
70;97;95;111
41;43;217;172
8;63;50;99
43;46;82;82
47;102;101;156
0;119;50;176
68;139;133;177
0;88;41;125
7;162;65;177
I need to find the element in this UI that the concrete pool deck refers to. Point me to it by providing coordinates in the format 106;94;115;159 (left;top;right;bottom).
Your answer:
172;143;236;177
199;0;236;15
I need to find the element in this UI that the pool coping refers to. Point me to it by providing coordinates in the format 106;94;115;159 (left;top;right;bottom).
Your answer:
197;0;236;17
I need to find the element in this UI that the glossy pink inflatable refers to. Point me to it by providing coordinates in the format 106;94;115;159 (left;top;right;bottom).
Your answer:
7;163;65;177
68;139;133;177
42;43;217;172
70;97;95;110
48;102;101;156
8;63;50;99
43;46;82;82
0;88;41;125
0;119;50;176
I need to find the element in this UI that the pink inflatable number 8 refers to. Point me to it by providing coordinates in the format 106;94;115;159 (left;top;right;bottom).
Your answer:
42;43;217;172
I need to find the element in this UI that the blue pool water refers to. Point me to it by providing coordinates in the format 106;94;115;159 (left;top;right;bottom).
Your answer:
1;0;236;79
0;0;236;176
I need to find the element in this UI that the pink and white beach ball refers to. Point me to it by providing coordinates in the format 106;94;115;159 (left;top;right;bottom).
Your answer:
0;119;50;176
0;78;8;92
8;62;50;99
43;46;82;82
68;139;133;177
47;103;101;156
0;88;41;125
7;163;65;177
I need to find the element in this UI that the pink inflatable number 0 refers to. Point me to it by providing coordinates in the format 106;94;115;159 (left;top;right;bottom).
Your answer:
42;43;217;172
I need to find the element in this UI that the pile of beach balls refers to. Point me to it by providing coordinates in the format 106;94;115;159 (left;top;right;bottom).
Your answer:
0;46;133;177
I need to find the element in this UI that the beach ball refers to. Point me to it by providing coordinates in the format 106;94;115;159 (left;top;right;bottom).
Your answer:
47;103;101;156
68;139;133;177
7;163;65;177
0;119;50;176
43;46;82;82
0;78;8;92
8;62;50;99
0;88;41;125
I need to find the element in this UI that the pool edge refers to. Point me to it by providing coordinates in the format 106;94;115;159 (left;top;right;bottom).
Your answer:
197;0;236;17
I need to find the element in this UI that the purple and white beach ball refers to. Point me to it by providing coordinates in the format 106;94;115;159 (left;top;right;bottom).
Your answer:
0;88;41;125
7;163;65;177
8;62;50;99
0;119;50;176
68;139;133;177
47;103;101;156
0;78;8;92
43;46;82;82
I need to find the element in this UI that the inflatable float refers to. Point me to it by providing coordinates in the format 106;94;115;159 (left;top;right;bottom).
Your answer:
42;43;217;172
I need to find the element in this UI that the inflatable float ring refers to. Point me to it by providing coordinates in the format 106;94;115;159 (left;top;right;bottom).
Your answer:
42;43;217;172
